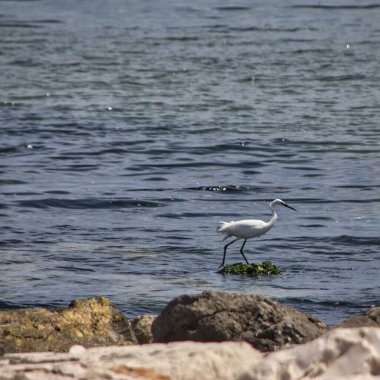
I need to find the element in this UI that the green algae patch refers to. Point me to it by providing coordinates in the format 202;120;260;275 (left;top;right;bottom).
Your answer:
218;261;284;276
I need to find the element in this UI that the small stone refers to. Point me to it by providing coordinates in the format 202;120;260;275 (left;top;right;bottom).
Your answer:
69;345;86;357
130;315;156;344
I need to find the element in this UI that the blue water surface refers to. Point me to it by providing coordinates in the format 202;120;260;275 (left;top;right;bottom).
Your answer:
1;0;380;325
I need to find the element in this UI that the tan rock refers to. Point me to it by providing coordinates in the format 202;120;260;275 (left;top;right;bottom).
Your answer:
0;341;261;380
130;315;156;344
243;327;380;380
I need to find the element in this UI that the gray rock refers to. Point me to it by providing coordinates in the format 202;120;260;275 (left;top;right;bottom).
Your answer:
152;291;328;351
335;306;380;328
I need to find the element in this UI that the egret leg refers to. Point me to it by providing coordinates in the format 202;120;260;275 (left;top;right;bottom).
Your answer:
218;238;238;269
239;239;249;264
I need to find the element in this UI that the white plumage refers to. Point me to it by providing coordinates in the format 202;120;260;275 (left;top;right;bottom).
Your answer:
218;219;272;240
217;199;296;268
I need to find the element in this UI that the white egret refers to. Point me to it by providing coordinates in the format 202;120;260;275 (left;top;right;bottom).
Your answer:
217;199;296;268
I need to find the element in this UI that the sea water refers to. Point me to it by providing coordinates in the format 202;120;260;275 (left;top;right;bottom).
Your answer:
1;0;379;325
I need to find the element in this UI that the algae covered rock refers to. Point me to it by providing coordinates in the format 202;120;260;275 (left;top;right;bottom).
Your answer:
219;261;283;275
0;296;137;354
152;291;328;352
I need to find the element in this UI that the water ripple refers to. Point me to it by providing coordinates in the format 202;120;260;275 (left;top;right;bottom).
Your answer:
15;198;165;209
0;0;379;326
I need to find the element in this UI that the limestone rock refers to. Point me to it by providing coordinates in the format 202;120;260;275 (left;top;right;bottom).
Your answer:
0;296;137;354
243;327;380;380
335;306;380;328
0;341;260;380
1;328;380;380
152;291;327;351
130;315;156;344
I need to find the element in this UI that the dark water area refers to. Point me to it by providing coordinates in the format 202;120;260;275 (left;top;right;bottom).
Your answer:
1;0;379;326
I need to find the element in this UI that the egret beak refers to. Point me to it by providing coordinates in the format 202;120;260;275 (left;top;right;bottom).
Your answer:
284;203;296;211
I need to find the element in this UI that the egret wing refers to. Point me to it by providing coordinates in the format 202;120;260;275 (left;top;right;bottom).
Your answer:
218;219;267;239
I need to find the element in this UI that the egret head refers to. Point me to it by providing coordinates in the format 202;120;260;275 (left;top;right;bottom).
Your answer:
271;199;296;211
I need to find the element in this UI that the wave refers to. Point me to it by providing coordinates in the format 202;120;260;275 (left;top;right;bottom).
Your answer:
15;198;165;210
290;4;380;10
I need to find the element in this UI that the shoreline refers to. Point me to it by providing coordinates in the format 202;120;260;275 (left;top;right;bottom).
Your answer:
0;291;379;379
0;291;378;354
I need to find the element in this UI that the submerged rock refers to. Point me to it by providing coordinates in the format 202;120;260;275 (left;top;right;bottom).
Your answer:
152;290;328;351
218;261;283;275
0;296;137;354
1;327;380;380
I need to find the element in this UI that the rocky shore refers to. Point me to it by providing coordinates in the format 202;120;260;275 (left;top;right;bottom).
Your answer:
0;291;379;379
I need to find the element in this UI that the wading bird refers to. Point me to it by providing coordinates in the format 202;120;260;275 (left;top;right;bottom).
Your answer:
217;199;296;268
